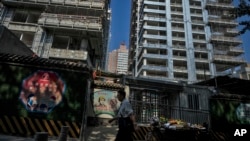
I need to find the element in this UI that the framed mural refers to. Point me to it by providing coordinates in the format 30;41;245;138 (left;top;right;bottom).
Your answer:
19;70;65;113
210;98;250;128
0;64;88;122
93;89;119;118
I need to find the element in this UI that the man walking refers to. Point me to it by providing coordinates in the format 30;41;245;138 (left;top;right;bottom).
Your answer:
108;89;137;141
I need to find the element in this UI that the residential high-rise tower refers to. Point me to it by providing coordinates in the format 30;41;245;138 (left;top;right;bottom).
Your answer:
108;43;129;74
129;0;246;83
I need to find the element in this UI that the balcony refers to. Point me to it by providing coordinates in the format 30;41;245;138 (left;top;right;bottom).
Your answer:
172;46;186;51
49;48;88;60
142;53;168;60
172;27;185;32
2;0;105;9
141;43;167;49
172;36;185;42
208;17;238;26
144;8;166;14
3;22;37;32
170;3;182;8
194;47;207;53
227;47;244;56
141;65;168;71
206;1;234;9
225;28;239;36
143;25;166;31
173;66;188;73
195;69;210;75
212;55;246;65
173;55;186;61
193;38;207;44
210;35;242;45
195;58;209;63
38;13;102;31
143;15;166;22
142;34;167;40
144;0;165;6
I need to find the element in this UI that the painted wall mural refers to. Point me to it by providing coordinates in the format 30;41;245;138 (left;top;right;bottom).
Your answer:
210;99;250;127
19;70;65;113
94;89;119;118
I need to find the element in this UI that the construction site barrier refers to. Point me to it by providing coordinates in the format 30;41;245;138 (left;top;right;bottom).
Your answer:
0;115;80;138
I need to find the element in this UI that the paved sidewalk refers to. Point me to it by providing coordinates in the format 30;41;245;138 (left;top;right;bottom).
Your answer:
0;125;118;141
0;135;79;141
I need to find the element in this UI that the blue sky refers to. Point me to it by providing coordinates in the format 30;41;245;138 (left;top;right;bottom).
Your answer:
109;0;131;51
109;0;250;62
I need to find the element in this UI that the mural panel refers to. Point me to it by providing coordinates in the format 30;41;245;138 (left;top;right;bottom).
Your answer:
210;99;250;128
0;64;88;122
20;70;65;113
94;89;119;118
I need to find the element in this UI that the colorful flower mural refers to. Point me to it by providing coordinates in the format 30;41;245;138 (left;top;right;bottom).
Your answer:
19;70;65;113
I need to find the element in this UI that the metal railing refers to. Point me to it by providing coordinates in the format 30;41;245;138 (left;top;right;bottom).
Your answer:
38;13;102;30
2;0;105;9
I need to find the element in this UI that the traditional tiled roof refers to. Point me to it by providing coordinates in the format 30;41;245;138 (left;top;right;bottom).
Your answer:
94;80;124;89
0;53;90;73
94;70;124;78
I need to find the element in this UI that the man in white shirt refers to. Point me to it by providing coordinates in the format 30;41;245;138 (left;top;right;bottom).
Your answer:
108;89;137;141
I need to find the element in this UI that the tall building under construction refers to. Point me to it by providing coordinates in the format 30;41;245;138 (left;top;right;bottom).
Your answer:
129;0;246;83
0;0;111;69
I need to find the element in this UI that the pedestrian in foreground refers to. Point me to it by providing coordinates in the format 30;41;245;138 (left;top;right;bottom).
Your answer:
108;89;138;141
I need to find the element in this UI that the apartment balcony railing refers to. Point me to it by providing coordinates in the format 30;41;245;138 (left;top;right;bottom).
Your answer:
195;69;210;75
173;55;186;60
141;43;167;49
173;66;188;73
171;11;183;16
49;48;88;60
213;55;246;64
142;34;167;40
208;17;238;26
172;46;186;51
194;47;207;53
210;35;242;44
192;29;205;34
190;13;203;17
195;58;209;63
227;47;244;55
3;21;37;32
144;8;166;14
225;28;239;36
191;19;204;24
38;13;102;31
144;0;165;6
141;65;168;71
142;53;168;60
172;27;185;32
189;5;202;9
206;1;234;9
143;15;166;22
193;38;207;43
170;3;182;8
2;0;105;9
143;25;166;31
172;36;185;42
